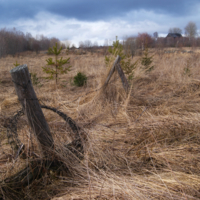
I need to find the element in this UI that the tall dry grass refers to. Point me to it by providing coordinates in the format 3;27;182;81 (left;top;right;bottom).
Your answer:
0;49;200;199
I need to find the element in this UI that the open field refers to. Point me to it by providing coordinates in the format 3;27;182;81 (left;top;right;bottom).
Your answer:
0;48;200;199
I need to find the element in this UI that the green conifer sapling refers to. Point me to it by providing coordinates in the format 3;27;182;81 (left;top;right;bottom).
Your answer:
43;43;71;84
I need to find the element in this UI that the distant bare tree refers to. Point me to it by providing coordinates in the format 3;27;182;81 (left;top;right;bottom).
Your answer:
137;33;153;50
123;37;137;58
25;32;33;50
42;36;52;50
128;37;137;58
185;21;197;39
169;27;182;34
0;34;6;57
84;40;92;48
49;37;60;48
79;41;84;48
71;44;76;48
32;40;40;54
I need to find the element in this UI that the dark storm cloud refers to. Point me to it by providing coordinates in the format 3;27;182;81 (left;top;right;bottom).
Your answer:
0;0;199;23
0;1;41;23
47;0;198;21
0;0;199;44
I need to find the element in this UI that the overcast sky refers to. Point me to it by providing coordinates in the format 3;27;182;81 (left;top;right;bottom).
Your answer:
0;0;200;46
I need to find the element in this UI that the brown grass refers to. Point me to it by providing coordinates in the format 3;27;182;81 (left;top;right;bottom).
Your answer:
0;48;200;199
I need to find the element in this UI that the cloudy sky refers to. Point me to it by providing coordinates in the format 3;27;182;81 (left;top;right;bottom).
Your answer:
0;0;200;46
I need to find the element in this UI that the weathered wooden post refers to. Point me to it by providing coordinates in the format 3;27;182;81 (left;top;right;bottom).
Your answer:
115;62;129;93
10;65;54;155
104;55;121;87
104;55;129;92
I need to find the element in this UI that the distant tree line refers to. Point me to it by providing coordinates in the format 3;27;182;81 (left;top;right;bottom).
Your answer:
0;28;63;57
76;21;200;58
114;21;200;57
122;35;200;58
79;40;99;48
1;21;199;58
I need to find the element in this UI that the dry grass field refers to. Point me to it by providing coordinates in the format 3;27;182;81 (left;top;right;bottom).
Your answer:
0;47;200;199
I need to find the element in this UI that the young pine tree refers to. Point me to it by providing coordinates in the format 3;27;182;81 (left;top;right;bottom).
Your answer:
141;48;154;72
43;43;71;84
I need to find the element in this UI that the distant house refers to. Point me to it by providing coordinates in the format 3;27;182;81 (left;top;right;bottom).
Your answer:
166;33;182;39
166;33;183;47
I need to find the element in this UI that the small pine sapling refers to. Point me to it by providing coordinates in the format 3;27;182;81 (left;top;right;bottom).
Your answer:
43;43;71;84
105;36;125;66
141;48;154;72
73;72;87;87
122;59;139;80
13;61;20;67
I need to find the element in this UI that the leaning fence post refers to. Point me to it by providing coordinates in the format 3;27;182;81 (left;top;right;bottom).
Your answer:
115;62;129;93
10;65;54;155
104;55;121;87
104;55;129;92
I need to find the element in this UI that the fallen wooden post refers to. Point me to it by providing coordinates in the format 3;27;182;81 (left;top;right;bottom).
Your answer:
10;65;54;155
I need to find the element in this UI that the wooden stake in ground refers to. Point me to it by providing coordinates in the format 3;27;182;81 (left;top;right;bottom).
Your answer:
10;65;54;155
115;62;129;93
104;55;129;92
104;55;121;87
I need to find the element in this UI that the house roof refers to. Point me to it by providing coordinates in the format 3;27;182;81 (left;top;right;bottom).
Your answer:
166;33;182;38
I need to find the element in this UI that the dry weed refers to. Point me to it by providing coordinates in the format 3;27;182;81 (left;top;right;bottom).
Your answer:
0;48;200;199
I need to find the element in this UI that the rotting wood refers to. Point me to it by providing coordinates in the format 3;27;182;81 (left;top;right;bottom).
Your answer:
104;55;129;92
10;65;54;155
